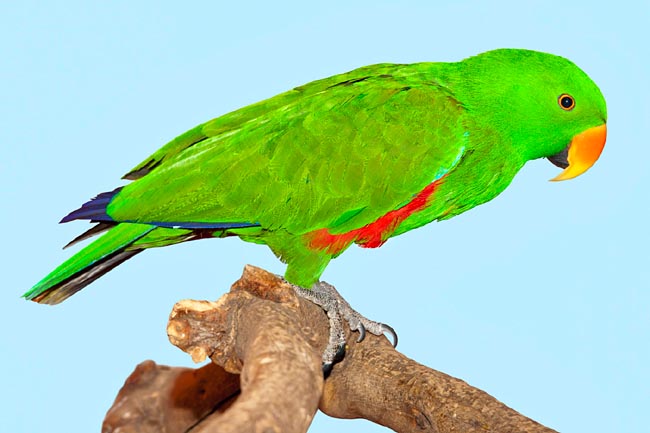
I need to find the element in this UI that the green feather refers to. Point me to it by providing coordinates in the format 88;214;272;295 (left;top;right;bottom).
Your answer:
24;224;154;304
25;48;607;301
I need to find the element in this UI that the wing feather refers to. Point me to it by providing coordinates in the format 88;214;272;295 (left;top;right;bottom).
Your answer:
108;63;467;235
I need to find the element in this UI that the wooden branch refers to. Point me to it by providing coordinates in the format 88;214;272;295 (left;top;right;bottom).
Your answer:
103;265;558;433
102;361;239;433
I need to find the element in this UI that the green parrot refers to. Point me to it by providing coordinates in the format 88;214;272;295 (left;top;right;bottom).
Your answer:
24;49;606;364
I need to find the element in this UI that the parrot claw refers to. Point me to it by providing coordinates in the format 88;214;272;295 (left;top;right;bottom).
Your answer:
291;280;398;375
356;321;366;343
380;323;398;348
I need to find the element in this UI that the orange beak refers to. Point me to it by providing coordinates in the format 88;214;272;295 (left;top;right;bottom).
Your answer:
550;124;607;181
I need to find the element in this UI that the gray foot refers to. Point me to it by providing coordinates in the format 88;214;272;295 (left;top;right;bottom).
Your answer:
291;281;398;375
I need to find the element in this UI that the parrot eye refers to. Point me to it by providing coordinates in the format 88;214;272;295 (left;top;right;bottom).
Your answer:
558;94;575;111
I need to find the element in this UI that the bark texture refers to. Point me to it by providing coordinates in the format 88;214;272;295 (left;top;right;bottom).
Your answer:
103;265;558;433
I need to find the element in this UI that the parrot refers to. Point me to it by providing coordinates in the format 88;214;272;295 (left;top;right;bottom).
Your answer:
24;48;607;367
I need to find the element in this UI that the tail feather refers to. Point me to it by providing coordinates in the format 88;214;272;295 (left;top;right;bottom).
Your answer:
30;249;142;304
28;183;261;304
24;224;154;304
63;222;115;249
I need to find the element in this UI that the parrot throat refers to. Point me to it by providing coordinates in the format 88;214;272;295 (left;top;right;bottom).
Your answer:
306;176;445;255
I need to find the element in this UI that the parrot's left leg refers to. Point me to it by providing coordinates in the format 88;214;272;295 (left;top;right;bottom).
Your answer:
291;281;398;375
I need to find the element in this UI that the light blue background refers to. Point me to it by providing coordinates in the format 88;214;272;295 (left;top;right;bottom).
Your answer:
2;1;647;432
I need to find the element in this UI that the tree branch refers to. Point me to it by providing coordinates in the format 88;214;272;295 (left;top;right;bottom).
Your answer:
103;265;557;433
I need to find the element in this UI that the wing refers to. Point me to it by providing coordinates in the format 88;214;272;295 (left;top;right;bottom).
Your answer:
105;63;467;235
122;64;404;181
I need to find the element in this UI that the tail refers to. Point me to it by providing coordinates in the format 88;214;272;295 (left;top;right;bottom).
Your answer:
23;224;155;305
25;184;257;304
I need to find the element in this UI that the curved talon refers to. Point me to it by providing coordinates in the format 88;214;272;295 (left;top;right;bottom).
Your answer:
356;321;366;343
381;323;398;348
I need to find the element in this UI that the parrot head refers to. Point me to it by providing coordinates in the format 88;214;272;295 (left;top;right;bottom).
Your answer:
457;49;607;181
